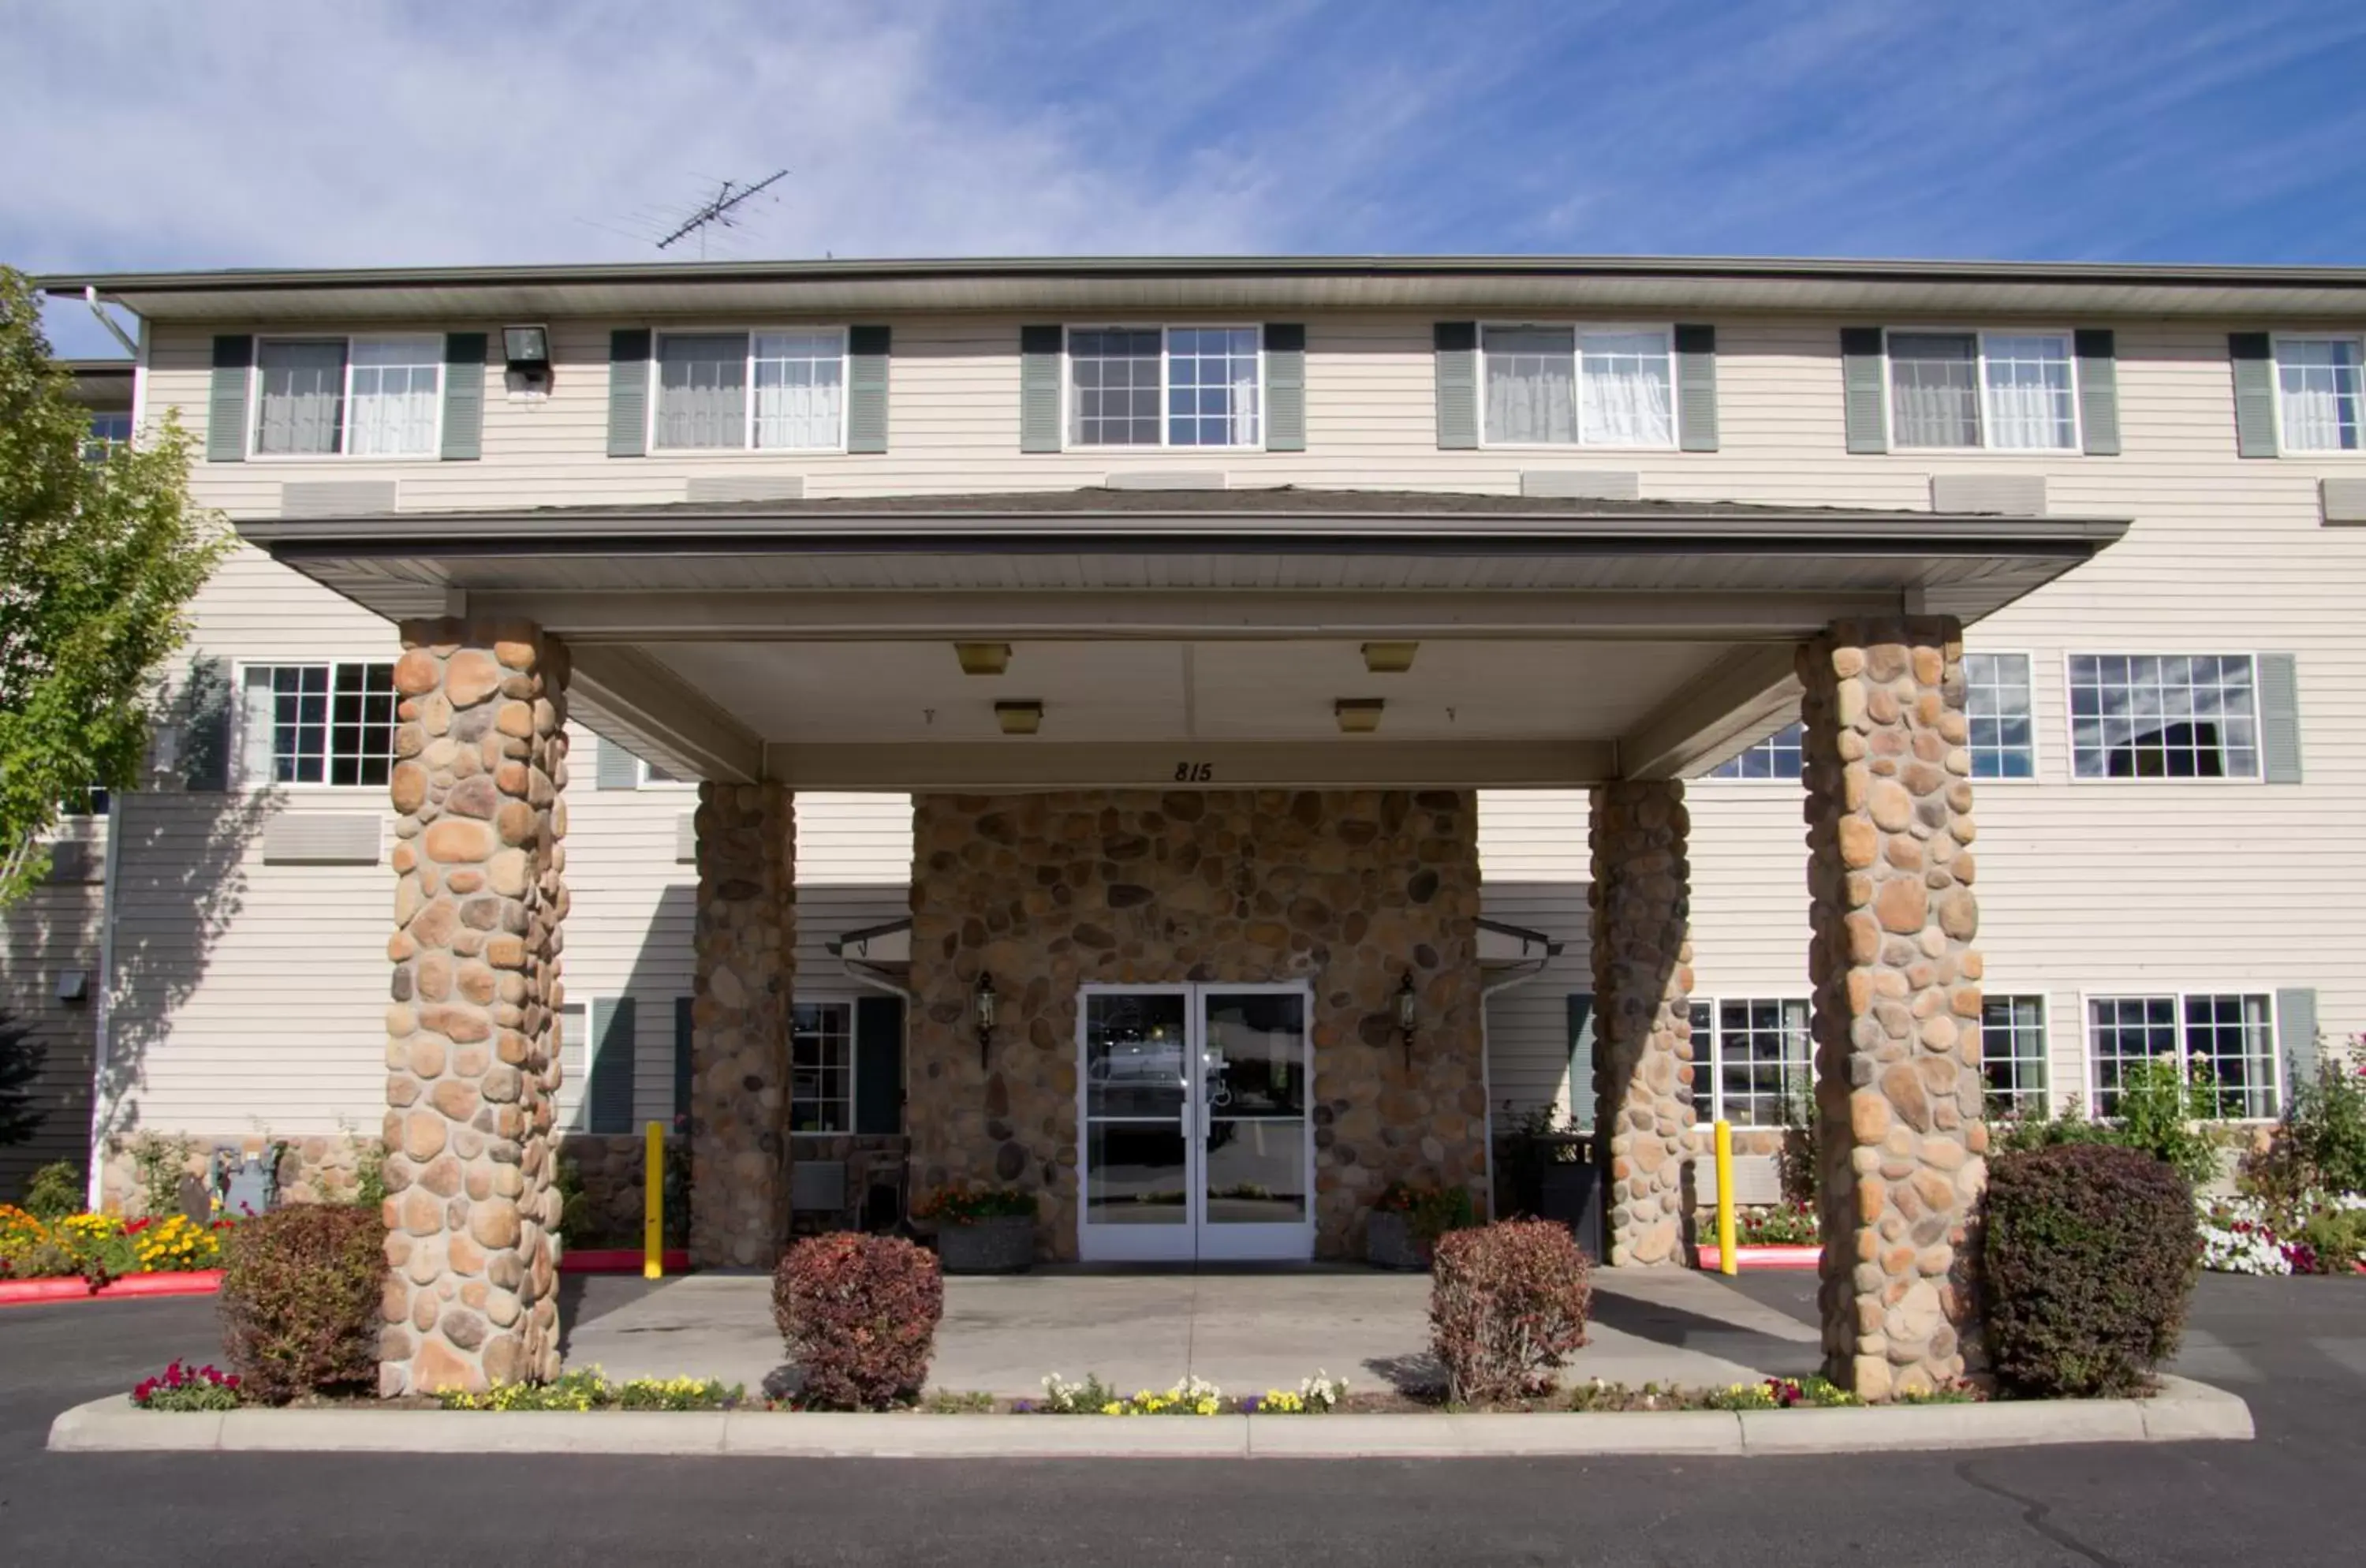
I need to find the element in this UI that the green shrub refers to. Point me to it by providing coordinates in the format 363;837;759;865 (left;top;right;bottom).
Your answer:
2263;1060;2366;1200
218;1204;386;1405
2110;1058;2226;1187
1428;1219;1592;1406
21;1160;83;1220
1981;1144;2198;1398
1375;1181;1477;1242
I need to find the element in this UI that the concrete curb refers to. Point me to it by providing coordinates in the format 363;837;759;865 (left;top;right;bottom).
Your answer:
0;1271;224;1308
47;1375;2252;1458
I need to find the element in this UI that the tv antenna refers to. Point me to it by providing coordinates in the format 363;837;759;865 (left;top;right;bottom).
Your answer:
653;168;789;258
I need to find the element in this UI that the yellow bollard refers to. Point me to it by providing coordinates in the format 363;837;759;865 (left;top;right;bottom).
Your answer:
1713;1119;1738;1276
644;1120;664;1279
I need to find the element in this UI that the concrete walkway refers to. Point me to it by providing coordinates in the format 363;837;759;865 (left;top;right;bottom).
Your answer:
561;1264;1823;1398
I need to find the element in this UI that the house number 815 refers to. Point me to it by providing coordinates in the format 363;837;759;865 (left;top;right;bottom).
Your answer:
1174;762;1215;782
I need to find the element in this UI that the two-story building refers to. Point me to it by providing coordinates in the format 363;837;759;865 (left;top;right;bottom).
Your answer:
21;254;2364;1398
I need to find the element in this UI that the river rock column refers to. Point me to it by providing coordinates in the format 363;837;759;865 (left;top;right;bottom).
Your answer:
689;781;795;1267
1801;617;1987;1402
379;621;570;1396
1588;780;1696;1267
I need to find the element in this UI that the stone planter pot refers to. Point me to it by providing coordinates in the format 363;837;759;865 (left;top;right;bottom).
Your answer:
935;1214;1036;1274
1365;1210;1431;1271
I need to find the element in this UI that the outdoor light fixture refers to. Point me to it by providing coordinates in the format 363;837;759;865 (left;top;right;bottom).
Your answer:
1334;698;1384;734
1361;641;1420;674
955;642;1013;677
1396;971;1417;1070
995;700;1044;735
502;325;553;395
974;971;998;1069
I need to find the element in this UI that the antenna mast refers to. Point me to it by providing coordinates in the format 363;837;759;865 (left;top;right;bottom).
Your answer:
657;169;790;257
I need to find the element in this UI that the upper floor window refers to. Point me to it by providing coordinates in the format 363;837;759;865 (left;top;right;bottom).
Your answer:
1068;326;1261;449
2088;992;2278;1120
1964;651;2036;778
2274;335;2362;452
1688;998;1810;1126
254;336;442;457
2069;655;2257;779
237;661;397;786
1888;330;2075;451
1707;721;1803;781
654;329;845;451
1481;325;1675;447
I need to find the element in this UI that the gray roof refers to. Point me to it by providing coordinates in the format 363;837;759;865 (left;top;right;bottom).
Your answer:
40;253;2366;323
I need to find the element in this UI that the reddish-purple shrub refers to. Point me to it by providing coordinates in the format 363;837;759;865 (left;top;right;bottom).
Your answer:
217;1204;386;1405
1428;1219;1592;1406
773;1233;944;1409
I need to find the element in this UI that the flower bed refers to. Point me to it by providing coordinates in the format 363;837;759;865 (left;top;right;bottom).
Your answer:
2198;1192;2366;1276
0;1204;237;1297
436;1367;747;1412
1028;1371;1349;1415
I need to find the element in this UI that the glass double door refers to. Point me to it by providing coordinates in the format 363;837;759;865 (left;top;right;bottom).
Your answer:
1077;984;1315;1263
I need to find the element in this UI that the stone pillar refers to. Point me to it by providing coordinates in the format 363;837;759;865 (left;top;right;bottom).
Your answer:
379;621;570;1396
1588;780;1696;1267
689;781;794;1268
1801;617;1986;1402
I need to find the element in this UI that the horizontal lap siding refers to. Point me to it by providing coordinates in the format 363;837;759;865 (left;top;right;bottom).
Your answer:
0;830;105;1193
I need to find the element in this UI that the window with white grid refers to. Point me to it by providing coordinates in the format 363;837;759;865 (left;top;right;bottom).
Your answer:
1166;327;1261;446
1888;330;2075;450
2068;655;2258;779
254;339;348;454
1689;998;1810;1127
346;337;442;456
1965;652;2036;778
1480;324;1675;446
238;662;397;786
792;1001;854;1133
751;330;845;450
2275;336;2363;452
1707;722;1804;781
1980;995;2048;1114
1980;333;2077;450
1068;328;1164;446
2088;993;2278;1119
655;333;747;450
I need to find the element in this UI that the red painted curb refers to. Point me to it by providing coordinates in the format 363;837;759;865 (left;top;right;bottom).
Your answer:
1696;1245;1822;1271
558;1249;691;1274
0;1269;223;1306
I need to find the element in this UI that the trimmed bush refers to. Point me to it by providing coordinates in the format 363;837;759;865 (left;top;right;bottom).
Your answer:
773;1233;943;1410
1982;1144;2199;1398
218;1204;386;1405
1428;1219;1592;1406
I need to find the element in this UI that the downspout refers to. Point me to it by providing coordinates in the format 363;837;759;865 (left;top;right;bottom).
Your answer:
86;792;125;1211
1478;946;1560;1222
84;287;139;356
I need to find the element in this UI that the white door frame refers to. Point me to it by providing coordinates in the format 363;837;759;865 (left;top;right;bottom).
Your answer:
1075;980;1317;1264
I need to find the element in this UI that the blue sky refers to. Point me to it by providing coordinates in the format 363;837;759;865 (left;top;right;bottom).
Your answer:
10;0;2366;357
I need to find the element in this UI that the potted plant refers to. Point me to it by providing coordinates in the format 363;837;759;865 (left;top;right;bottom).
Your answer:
913;1184;1039;1274
1366;1181;1475;1270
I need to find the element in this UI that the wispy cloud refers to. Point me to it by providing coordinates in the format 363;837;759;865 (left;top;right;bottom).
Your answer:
9;0;2366;355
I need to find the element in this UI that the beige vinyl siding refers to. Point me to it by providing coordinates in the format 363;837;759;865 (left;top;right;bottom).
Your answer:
95;309;2366;1152
0;823;105;1196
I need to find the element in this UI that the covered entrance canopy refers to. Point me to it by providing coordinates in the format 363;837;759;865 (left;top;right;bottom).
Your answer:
240;486;2124;790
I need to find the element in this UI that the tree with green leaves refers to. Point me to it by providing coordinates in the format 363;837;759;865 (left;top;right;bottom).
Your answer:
0;1008;43;1148
0;266;227;906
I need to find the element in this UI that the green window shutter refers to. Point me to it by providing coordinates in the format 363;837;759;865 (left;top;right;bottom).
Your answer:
595;736;641;790
673;995;695;1134
855;994;905;1137
1434;323;1478;450
1020;325;1063;453
2230;333;2278;457
177;654;233;791
208;335;252;463
1566;993;1598;1129
608;328;651;457
2276;987;2319;1093
1840;327;1888;454
2258;651;2301;782
1263;323;1306;452
1674;323;1719;453
439;332;487;461
589;996;636;1135
846;324;890;454
2073;329;2120;456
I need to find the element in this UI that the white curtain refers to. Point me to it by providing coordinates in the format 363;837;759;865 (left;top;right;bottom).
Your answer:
255;340;346;454
657;334;748;449
2278;338;2361;451
1888;333;1981;448
752;330;845;449
1580;331;1674;446
1982;334;2074;450
1227;338;1260;446
1483;327;1576;443
348;338;442;456
238;666;279;786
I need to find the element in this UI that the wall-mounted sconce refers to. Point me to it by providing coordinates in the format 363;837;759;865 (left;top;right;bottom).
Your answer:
956;642;1013;677
1396;971;1417;1070
995;700;1044;735
974;970;998;1069
1361;641;1420;674
1335;698;1384;734
502;324;553;396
